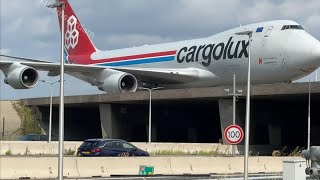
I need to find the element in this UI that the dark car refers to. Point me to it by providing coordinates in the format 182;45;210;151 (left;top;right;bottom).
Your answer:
18;134;48;141
76;139;149;157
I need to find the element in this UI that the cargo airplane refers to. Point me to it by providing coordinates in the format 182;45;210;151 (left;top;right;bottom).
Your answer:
1;0;320;93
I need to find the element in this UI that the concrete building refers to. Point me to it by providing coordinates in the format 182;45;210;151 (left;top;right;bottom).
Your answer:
23;82;320;148
0;101;20;140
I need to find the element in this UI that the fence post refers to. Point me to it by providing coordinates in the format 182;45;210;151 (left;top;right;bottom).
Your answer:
24;115;27;135
2;117;5;140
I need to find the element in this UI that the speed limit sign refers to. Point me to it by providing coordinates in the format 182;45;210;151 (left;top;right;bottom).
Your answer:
224;125;244;145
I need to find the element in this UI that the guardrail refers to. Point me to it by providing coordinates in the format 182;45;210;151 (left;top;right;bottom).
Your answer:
0;156;300;179
0;141;275;155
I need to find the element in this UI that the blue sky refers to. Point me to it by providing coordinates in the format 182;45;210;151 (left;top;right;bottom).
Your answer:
1;0;320;100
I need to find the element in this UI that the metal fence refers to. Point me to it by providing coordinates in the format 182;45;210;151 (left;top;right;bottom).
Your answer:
0;117;21;140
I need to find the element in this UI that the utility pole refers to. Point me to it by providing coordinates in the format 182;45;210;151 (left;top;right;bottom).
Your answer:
40;80;60;143
140;87;164;143
235;30;253;180
308;78;311;150
24;115;27;134
2;117;5;140
224;74;242;156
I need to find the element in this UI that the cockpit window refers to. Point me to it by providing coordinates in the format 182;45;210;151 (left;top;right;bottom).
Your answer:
281;25;304;30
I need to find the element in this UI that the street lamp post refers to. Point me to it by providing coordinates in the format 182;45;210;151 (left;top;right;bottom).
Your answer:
47;2;66;180
224;74;242;156
235;30;253;180
140;87;163;143
40;80;60;143
308;78;311;150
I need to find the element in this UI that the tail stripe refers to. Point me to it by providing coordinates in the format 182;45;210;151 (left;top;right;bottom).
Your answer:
93;50;177;63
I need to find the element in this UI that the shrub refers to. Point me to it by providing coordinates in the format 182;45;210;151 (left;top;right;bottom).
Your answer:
5;149;12;156
64;148;76;155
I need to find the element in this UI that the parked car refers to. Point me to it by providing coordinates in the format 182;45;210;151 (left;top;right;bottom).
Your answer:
77;139;149;157
18;134;48;141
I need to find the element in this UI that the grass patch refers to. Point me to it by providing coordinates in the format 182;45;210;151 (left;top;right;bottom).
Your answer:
150;149;225;156
64;148;76;155
24;146;31;155
272;146;304;156
5;149;12;156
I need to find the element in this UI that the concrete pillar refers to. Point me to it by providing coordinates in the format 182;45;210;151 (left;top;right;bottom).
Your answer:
268;124;281;146
218;99;245;144
151;127;157;142
99;104;121;139
38;107;59;140
39;108;49;135
188;128;197;142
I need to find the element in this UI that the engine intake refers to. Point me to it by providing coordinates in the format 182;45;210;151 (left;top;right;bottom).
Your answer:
98;72;138;93
4;65;39;89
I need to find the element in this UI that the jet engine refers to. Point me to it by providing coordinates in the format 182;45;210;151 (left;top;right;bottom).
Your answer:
98;72;138;93
4;65;39;89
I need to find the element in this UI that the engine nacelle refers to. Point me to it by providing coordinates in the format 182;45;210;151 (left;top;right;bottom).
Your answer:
98;72;138;93
4;65;39;89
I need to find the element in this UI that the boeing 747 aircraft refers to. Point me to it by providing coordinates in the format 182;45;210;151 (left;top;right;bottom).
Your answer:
1;0;320;93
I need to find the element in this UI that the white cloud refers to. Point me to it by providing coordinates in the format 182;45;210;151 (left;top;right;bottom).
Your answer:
280;2;303;17
29;16;55;36
103;34;175;50
0;48;11;55
242;1;279;22
5;18;24;32
32;41;56;49
280;0;320;17
305;14;320;27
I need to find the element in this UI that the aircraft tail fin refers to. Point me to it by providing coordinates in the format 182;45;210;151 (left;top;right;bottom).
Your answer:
56;0;96;63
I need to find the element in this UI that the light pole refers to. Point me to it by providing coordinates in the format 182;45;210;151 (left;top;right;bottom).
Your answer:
307;78;311;150
224;74;242;156
40;80;60;143
235;30;253;180
140;87;164;143
47;2;66;180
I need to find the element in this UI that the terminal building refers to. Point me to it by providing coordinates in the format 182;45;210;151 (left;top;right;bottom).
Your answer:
23;82;320;147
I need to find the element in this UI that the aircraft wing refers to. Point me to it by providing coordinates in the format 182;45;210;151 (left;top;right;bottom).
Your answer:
0;55;215;84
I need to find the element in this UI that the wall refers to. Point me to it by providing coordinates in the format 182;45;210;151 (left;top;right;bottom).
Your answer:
0;101;20;140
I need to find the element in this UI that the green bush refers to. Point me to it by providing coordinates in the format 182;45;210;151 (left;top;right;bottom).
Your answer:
12;101;41;136
5;149;12;156
64;148;76;155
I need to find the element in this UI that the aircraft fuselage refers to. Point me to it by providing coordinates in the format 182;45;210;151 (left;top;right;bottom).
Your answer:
85;20;320;88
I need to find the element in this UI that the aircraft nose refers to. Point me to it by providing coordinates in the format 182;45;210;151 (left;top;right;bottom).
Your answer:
312;43;320;60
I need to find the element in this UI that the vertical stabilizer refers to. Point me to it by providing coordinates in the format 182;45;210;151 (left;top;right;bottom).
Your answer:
56;0;96;62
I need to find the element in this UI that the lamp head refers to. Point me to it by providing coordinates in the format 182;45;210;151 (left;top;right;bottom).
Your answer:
237;89;243;94
235;30;253;37
46;2;65;8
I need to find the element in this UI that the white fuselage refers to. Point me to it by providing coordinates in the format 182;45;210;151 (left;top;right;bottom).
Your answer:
84;20;320;88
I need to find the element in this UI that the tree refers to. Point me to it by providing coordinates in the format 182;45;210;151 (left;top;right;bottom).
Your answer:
12;101;41;135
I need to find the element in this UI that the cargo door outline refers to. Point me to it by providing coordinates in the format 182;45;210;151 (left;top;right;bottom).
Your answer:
264;26;274;37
